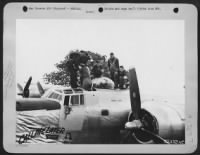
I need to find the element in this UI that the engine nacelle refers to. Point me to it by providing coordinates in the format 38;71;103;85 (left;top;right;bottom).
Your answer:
128;101;185;142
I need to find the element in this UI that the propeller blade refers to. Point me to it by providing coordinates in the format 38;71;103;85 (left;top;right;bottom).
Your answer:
37;81;45;96
136;128;169;144
122;127;168;144
126;68;168;144
17;83;23;93
24;76;32;91
128;68;141;120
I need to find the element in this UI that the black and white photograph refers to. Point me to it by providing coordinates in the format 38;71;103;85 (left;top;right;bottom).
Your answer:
3;3;198;153
15;18;185;144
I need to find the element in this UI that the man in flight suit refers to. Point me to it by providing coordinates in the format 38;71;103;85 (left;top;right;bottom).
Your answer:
108;52;120;89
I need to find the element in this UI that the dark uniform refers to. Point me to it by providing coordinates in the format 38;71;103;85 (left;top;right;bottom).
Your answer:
67;52;80;88
119;67;128;89
79;52;92;91
91;63;103;78
108;54;119;88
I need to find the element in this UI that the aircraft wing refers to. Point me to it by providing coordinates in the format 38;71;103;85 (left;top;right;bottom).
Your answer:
16;98;61;111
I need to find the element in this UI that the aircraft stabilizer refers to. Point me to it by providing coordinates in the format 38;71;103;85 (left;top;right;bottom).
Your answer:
37;81;45;96
17;76;32;98
17;83;24;96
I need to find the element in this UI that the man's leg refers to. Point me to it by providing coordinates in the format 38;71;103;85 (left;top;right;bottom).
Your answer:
70;71;78;88
114;71;119;88
82;78;92;91
110;71;115;82
119;76;123;89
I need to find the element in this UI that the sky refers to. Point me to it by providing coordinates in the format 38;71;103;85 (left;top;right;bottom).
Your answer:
16;19;184;97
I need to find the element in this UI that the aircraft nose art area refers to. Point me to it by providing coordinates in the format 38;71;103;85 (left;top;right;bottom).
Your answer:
58;89;131;143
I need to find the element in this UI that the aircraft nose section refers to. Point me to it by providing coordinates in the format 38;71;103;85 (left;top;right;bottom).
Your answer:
125;120;142;130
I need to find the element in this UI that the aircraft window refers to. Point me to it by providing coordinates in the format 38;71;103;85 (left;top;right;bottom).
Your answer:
63;89;84;106
64;89;73;94
48;92;60;101
48;93;54;98
73;89;84;105
55;89;62;93
53;93;59;99
73;88;83;92
43;90;52;98
64;96;70;106
71;95;80;105
80;95;84;105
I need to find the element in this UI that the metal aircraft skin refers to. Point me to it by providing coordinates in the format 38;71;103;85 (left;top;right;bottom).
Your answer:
16;69;185;144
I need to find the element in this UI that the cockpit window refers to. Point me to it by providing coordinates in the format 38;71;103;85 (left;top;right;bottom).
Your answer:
64;96;70;106
72;88;84;105
71;95;79;105
48;92;62;101
62;88;84;106
55;89;62;93
74;88;84;105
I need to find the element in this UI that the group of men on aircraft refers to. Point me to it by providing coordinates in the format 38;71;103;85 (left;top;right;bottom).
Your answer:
66;50;92;90
108;52;129;89
67;51;128;90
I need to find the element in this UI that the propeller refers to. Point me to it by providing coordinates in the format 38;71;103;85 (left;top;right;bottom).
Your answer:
125;68;142;129
17;76;32;98
124;68;168;144
129;68;141;120
36;81;45;96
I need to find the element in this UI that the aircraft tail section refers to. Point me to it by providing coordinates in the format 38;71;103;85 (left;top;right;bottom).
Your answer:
37;81;45;96
17;83;23;94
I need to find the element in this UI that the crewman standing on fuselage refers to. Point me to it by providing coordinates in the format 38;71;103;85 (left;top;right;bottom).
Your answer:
108;52;120;89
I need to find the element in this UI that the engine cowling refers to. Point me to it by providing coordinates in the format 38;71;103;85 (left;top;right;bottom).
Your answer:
128;101;185;142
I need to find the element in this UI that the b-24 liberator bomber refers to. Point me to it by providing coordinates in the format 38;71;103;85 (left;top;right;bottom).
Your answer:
16;68;185;144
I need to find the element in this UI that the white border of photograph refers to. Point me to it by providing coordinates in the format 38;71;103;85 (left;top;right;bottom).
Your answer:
3;3;198;153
